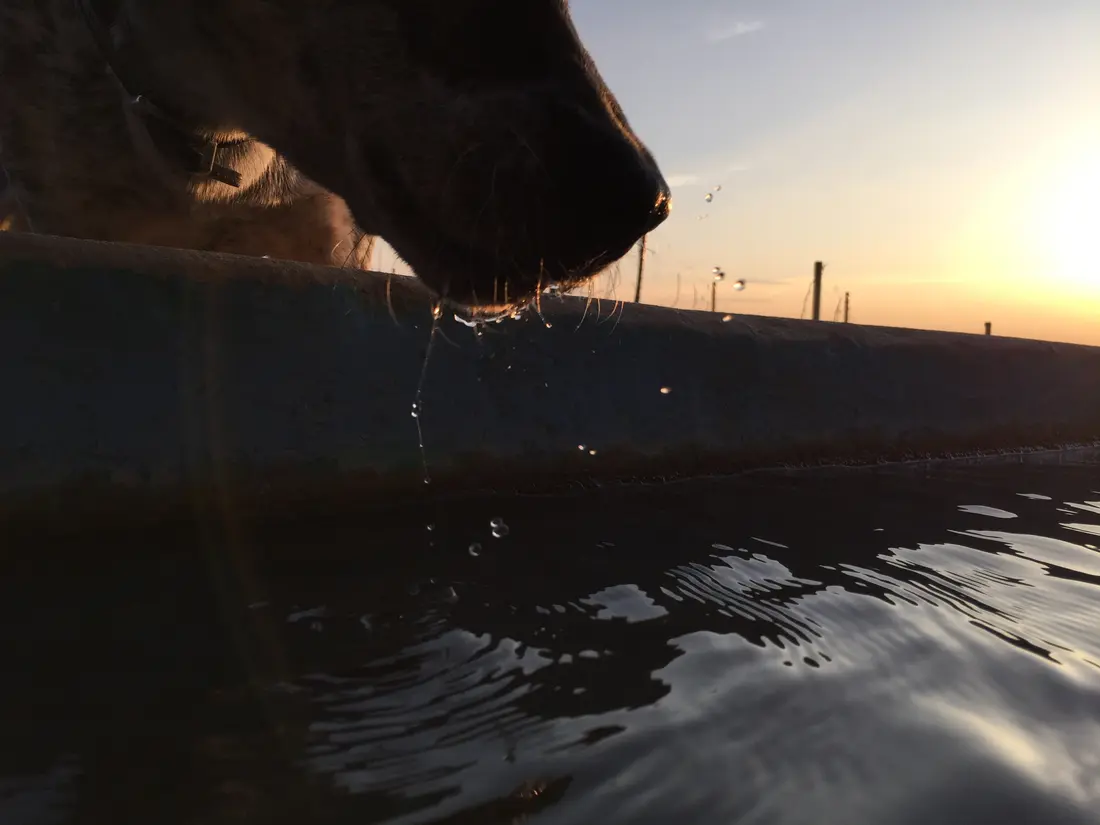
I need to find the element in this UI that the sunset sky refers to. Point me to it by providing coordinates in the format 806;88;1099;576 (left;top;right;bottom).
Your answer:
377;1;1100;346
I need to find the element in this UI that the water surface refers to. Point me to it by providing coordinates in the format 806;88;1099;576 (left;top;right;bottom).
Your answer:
4;451;1100;824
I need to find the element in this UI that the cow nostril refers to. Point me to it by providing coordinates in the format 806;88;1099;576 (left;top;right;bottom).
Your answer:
642;189;671;233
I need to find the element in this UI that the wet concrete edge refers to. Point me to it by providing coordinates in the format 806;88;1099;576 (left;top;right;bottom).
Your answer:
3;232;1100;533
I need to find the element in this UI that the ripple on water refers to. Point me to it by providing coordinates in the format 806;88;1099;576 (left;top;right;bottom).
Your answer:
5;453;1100;824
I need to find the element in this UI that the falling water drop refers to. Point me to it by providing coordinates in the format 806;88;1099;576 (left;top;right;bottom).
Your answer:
733;279;746;291
490;517;510;538
468;542;482;557
704;193;713;203
660;386;672;395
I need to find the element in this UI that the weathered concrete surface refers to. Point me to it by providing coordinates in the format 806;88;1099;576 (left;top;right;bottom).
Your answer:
2;232;1099;532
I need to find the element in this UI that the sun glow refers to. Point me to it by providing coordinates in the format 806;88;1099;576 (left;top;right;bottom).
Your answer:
1036;152;1100;293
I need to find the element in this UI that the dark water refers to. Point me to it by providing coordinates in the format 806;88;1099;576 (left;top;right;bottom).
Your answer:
4;451;1100;825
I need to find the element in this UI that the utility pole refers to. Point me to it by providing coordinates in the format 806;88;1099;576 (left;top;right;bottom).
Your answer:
843;291;850;323
811;261;824;321
633;234;647;303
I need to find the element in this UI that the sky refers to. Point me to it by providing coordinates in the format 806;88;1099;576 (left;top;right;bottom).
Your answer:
376;0;1100;346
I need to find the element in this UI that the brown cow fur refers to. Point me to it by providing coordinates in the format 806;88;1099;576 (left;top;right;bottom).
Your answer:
0;0;371;267
0;0;669;305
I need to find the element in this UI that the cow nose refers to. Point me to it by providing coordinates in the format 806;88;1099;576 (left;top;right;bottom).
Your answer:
536;103;672;267
642;186;672;233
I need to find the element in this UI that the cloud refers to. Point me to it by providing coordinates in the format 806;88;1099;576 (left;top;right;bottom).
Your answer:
665;174;701;188
707;21;765;43
742;278;791;286
664;165;750;190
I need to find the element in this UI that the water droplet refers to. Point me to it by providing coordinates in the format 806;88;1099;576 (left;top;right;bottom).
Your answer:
431;302;443;320
659;386;672;395
722;314;733;322
359;614;373;631
712;266;725;282
704;192;713;203
578;444;586;451
544;322;553;329
733;279;746;291
588;449;597;456
490;517;510;538
410;402;420;418
714;184;722;192
426;523;435;532
468;542;482;557
423;477;431;485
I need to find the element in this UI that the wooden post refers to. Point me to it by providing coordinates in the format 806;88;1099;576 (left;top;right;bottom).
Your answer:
812;261;823;321
710;280;717;313
843;292;850;323
984;322;992;336
633;234;647;303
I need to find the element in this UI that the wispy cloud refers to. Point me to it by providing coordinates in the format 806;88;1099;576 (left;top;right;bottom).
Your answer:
707;20;765;43
665;174;701;188
742;278;791;286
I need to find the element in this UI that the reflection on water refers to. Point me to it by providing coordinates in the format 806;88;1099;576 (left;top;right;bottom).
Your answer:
4;451;1100;824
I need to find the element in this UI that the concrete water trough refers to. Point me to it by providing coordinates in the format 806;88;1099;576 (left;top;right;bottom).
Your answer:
3;231;1100;534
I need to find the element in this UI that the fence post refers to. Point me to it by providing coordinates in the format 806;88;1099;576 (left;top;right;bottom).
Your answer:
633;234;647;303
812;261;823;320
